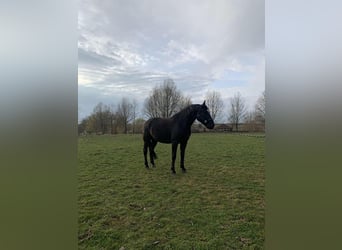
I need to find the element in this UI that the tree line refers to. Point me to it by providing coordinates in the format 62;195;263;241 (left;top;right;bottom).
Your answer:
78;79;265;134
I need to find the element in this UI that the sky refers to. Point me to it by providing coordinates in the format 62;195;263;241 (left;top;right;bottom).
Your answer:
78;0;265;122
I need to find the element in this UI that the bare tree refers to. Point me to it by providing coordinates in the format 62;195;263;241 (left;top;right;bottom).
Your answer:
228;92;247;131
109;104;117;134
83;102;111;134
78;118;88;135
244;110;257;132
162;79;181;117
144;89;158;118
117;97;133;134
131;99;138;134
178;95;192;110
134;118;146;134
102;104;112;133
92;102;103;133
144;79;184;118
93;102;108;134
85;114;96;134
255;90;265;124
205;91;224;122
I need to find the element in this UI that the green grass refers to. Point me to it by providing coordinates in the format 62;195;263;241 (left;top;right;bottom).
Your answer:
78;133;265;249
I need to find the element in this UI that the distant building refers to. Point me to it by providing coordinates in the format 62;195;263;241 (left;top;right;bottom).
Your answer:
191;122;264;133
213;124;233;132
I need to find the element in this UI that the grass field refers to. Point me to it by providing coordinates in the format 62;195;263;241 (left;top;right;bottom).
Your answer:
78;133;265;249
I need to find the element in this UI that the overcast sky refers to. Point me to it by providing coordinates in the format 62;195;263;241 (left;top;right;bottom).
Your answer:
78;0;264;122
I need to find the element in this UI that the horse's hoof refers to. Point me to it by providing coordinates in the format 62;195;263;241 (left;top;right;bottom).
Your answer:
171;169;176;174
181;168;187;173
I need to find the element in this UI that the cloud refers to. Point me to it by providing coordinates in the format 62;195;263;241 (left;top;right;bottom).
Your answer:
78;0;264;120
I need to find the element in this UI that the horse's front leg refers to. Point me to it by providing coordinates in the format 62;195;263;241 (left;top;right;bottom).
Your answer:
180;140;188;173
171;142;178;174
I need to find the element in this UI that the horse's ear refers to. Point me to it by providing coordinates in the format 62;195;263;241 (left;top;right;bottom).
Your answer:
202;100;206;106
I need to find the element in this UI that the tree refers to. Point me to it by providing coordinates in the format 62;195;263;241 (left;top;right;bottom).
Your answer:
109;104;117;134
134;118;146;134
179;95;192;110
117;97;134;134
244;110;258;132
228;92;247;131
92;102;109;134
144;79;185;118
255;90;265;124
85;114;96;134
205;91;224;122
131;99;138;134
78;118;87;135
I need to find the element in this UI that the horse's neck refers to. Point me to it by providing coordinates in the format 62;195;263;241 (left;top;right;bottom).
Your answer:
185;110;197;128
172;106;197;128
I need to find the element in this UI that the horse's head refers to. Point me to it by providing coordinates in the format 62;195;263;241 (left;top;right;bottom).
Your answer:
196;101;215;129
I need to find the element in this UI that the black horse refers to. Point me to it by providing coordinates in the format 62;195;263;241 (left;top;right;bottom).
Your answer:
143;101;215;174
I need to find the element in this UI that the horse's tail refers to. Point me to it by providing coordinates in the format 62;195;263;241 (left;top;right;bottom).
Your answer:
143;119;151;141
143;119;158;160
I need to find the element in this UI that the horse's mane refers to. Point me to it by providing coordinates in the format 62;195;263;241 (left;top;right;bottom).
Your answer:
171;104;199;120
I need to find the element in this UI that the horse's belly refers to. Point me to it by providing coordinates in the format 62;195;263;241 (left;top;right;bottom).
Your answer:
158;138;171;144
149;119;172;143
151;133;171;143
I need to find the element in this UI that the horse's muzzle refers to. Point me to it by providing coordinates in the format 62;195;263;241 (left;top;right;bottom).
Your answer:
205;121;215;129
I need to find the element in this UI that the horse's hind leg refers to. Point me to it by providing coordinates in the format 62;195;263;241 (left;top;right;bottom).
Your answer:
143;141;149;168
149;140;157;167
